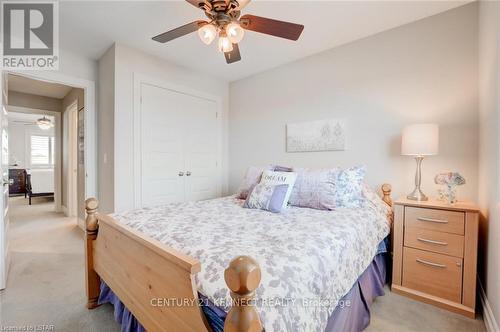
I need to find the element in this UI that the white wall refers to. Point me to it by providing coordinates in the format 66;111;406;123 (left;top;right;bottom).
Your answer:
8;91;62;113
98;45;115;214
112;43;229;212
478;0;500;327
229;4;478;200
8;121;55;169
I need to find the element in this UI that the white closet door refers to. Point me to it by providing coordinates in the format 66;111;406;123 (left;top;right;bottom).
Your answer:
140;83;185;206
139;82;219;207
184;96;218;202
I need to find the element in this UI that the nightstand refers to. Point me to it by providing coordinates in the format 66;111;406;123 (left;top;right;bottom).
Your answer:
391;198;479;318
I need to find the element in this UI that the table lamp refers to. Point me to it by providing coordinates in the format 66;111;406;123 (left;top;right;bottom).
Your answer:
401;124;439;201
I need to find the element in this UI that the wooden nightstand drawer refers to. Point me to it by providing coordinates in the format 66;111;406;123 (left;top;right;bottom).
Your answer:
402;247;463;303
404;227;464;258
405;206;465;235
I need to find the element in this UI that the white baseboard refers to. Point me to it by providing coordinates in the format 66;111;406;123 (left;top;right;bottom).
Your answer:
61;205;69;217
479;281;500;332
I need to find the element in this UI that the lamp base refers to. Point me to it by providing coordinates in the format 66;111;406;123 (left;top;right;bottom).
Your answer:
407;187;428;201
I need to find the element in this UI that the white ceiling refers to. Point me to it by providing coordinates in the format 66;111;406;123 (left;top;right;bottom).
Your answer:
59;0;473;82
8;74;72;99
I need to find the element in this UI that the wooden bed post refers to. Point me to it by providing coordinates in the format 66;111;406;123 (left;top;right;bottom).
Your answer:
381;183;393;207
85;198;100;309
224;256;263;332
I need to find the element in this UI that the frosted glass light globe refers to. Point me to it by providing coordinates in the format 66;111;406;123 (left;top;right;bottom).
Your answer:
226;22;244;43
218;36;233;53
198;24;217;45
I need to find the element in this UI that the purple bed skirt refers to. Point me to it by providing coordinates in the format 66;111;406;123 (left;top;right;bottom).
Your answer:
98;253;387;332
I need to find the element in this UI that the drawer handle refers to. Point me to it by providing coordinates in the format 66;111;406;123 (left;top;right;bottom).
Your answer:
416;258;446;269
417;237;448;246
417;217;448;224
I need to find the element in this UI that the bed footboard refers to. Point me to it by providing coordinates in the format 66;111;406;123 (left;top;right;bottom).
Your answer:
85;199;263;332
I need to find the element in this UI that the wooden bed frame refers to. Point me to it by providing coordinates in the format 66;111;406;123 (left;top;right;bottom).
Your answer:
84;184;393;332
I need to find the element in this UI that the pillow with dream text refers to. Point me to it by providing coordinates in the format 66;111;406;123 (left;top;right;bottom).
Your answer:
259;170;298;209
243;183;290;213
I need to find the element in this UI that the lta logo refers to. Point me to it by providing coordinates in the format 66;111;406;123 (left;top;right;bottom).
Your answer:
2;1;59;70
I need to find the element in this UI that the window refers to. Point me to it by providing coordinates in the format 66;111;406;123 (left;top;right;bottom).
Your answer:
30;135;55;167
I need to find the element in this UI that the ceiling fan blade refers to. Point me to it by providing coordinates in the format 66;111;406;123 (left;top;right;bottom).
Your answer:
240;15;304;41
152;20;206;43
224;43;241;64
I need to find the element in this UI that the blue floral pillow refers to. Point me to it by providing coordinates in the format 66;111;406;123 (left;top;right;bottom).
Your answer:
334;166;367;208
243;183;290;213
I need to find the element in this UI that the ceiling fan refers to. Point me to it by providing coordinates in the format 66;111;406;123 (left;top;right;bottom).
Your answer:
152;0;305;64
13;116;54;130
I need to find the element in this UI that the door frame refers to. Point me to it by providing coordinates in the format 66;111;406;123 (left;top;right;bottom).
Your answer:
3;70;97;205
133;74;223;209
65;100;79;217
8;106;62;212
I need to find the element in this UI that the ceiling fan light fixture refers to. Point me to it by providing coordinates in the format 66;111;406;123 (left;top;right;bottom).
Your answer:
218;34;233;53
226;22;244;43
197;23;217;45
37;116;53;130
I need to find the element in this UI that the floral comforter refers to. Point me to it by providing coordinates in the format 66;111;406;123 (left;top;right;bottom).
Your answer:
112;196;390;332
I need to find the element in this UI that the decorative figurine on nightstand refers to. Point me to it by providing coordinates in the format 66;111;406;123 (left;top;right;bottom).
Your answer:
434;172;466;204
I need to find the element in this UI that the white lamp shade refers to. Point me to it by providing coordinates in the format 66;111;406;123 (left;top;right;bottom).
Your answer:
401;124;439;156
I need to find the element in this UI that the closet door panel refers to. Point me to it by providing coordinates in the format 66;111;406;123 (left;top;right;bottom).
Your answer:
184;96;218;202
140;83;185;206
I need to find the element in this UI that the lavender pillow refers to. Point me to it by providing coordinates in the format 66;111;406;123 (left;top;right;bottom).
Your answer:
237;165;275;199
288;168;338;210
243;183;290;213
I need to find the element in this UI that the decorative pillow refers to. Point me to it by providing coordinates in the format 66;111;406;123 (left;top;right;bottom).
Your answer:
274;165;293;172
259;170;298;209
243;183;290;213
362;184;392;217
289;168;337;210
334;166;366;208
237;165;275;199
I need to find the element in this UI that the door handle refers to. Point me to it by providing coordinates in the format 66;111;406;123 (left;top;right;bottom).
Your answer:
186;171;192;177
178;171;184;177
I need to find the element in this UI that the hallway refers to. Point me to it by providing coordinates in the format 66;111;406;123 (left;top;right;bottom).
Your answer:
0;197;118;331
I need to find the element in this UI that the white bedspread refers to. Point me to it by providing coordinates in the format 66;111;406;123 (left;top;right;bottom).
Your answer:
29;169;54;193
112;196;390;332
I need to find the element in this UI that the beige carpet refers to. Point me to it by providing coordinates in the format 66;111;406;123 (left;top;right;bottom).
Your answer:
0;197;487;331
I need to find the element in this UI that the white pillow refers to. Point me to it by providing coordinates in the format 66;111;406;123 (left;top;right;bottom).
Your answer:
259;170;298;209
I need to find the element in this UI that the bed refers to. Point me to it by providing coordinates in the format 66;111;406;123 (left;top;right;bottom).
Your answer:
84;184;393;332
26;168;55;205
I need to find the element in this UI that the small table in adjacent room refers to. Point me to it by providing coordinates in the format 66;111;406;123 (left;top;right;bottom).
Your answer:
8;169;27;197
